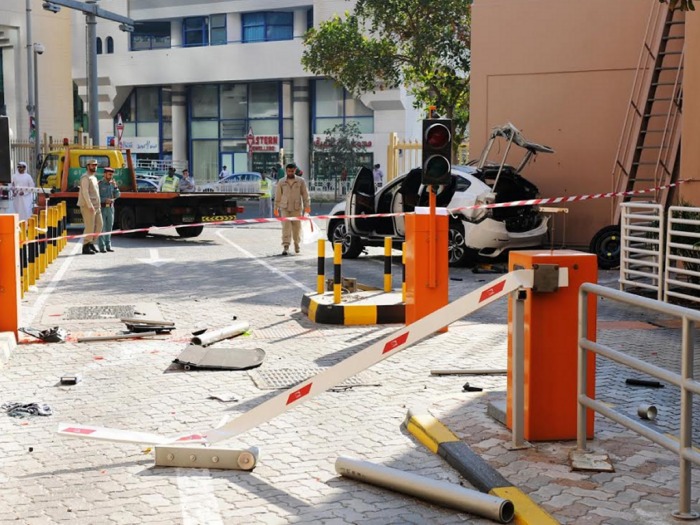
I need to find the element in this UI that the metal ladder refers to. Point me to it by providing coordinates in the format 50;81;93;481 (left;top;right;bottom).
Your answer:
611;2;685;224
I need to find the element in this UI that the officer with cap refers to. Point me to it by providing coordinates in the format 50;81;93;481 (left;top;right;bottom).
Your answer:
77;159;102;254
97;166;121;252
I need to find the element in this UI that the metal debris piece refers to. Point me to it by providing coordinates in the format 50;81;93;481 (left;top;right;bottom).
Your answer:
2;402;53;418
570;450;615;472
20;326;68;343
120;318;174;326
174;345;265;371
77;332;159;342
59;376;81;386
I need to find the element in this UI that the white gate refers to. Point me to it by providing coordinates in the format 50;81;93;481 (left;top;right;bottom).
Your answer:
619;203;664;299
664;206;700;305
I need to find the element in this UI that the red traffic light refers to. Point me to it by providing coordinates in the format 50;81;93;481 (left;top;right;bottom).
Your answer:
424;123;451;149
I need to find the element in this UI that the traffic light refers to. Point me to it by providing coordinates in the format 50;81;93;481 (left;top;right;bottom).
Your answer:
421;119;452;186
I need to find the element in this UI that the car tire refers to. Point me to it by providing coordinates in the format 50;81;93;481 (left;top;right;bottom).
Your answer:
176;225;204;238
589;225;621;269
448;221;477;267
328;218;364;259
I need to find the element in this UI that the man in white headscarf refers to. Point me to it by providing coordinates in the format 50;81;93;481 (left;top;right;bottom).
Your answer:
11;161;35;221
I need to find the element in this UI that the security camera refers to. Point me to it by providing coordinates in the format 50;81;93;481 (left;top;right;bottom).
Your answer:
33;43;45;55
42;2;61;13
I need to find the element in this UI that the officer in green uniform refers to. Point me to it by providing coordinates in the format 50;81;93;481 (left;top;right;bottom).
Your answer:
97;167;121;252
259;173;273;218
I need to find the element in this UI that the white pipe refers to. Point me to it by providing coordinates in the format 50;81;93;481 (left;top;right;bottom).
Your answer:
191;320;250;347
335;457;514;523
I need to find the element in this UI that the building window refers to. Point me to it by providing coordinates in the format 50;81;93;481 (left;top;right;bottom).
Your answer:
210;14;227;45
307;8;313;30
0;49;5;114
313;79;374;134
106;36;114;54
131;22;171;50
183;16;209;47
242;12;293;43
96;37;103;55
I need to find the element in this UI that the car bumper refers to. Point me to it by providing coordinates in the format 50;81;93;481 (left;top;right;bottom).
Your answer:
464;216;550;257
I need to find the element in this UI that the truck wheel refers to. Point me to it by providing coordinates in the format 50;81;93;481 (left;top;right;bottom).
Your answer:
590;225;621;269
176;225;204;238
328;219;363;259
448;221;477;267
119;207;147;238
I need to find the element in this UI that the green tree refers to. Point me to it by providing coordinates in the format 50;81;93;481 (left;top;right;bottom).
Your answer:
313;121;367;200
302;0;471;145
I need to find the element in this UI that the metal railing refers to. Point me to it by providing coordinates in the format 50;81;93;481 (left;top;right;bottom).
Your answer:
665;205;700;304
619;202;664;299
577;283;700;520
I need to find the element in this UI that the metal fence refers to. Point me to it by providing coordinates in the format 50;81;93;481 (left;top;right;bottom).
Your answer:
619;203;664;299
665;205;700;304
577;283;700;520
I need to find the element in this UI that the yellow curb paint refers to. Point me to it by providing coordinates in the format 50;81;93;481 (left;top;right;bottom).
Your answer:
308;300;318;323
490;487;560;525
344;305;377;325
406;414;460;453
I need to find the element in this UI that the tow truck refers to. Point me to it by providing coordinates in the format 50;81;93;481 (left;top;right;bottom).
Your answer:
36;146;258;238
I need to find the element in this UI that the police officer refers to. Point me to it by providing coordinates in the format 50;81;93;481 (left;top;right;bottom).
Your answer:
97;167;121;252
158;166;180;192
259;172;273;218
77;159;102;255
274;163;310;255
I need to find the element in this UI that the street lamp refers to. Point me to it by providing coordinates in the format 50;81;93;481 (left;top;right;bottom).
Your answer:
33;43;45;170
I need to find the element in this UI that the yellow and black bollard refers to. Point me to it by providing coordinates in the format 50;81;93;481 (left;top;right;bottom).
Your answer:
59;201;67;250
384;237;392;293
27;216;37;287
333;242;342;304
38;209;47;276
317;238;325;295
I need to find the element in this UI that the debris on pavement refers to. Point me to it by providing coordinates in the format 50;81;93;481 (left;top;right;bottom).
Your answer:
174;345;265;371
59;376;81;386
77;332;160;342
626;378;664;388
462;382;484;392
431;369;507;376
207;392;240;403
2;402;53;418
19;326;68;343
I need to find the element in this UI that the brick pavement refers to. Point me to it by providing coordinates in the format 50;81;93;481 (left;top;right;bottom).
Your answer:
0;223;698;524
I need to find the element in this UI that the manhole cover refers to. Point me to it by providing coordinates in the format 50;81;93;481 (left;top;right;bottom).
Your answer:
64;305;136;320
249;368;381;390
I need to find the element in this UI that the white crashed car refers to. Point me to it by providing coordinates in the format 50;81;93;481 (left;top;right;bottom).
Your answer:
326;124;552;266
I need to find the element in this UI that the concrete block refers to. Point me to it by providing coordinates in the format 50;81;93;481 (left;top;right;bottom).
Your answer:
0;331;17;369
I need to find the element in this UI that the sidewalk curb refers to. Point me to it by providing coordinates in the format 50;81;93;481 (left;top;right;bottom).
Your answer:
301;292;404;325
404;408;560;525
0;332;17;369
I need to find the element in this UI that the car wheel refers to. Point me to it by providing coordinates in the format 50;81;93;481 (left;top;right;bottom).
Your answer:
328;219;363;259
118;207;148;238
589;225;621;269
176;225;204;238
448;221;477;267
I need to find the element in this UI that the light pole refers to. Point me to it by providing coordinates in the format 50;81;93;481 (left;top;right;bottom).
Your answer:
33;43;44;170
26;0;35;139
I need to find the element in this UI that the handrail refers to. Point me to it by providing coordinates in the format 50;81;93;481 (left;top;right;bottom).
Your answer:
577;283;700;520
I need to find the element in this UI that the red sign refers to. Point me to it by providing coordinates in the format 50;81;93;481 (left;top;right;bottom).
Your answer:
479;280;506;303
287;382;312;405
383;332;409;354
249;135;280;153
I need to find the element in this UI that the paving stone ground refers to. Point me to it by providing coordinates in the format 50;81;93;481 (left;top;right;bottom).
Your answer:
1;223;698;524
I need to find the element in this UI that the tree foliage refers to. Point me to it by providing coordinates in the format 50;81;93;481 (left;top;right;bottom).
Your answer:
313;121;367;199
302;0;471;144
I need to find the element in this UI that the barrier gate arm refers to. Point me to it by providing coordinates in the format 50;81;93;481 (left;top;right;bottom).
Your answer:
57;268;569;447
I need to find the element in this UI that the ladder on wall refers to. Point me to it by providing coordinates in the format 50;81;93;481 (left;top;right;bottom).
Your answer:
611;2;685;224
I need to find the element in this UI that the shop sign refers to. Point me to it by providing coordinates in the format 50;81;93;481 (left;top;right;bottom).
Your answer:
120;137;159;153
249;135;280;153
312;135;374;150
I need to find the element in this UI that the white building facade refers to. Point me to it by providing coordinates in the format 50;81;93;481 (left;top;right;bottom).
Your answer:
76;0;421;183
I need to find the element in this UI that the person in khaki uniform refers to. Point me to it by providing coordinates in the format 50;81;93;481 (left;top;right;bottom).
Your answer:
274;163;310;255
77;159;103;255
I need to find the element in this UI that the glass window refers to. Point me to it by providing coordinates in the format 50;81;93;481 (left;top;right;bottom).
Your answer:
191;85;218;118
307;8;313;30
96;37;103;55
131;22;171;51
136;87;159;121
210;14;227;45
220;84;247;119
250;119;278;135
191;121;219;139
315;80;342;117
346;117;374;134
184;17;209;47
242;12;293;43
192;140;219;181
345;97;373;117
220;120;247;139
136;122;159;137
249;82;278;118
106;36;114;54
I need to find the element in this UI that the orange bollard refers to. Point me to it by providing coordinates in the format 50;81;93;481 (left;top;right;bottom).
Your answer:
404;208;449;330
506;250;597;441
0;215;21;338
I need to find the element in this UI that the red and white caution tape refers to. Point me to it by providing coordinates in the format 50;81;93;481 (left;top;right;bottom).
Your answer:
18;179;693;247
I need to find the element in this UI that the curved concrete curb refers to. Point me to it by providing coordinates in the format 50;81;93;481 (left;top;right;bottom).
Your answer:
404;408;559;525
0;332;17;369
301;293;404;325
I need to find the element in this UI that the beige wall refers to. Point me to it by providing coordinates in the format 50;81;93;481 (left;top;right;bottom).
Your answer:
681;12;700;206
470;0;652;247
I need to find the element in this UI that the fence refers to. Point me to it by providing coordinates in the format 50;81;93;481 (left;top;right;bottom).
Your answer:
577;283;700;520
620;203;700;305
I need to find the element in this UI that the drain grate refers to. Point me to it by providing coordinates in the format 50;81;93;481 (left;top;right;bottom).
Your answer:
249;368;381;390
64;305;136;320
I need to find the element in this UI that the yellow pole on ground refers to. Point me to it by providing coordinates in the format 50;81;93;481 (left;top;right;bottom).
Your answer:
48;206;57;263
58;202;66;250
317;239;325;295
27;216;37;287
38;209;47;275
383;237;392;293
333;242;342;304
0;215;21;338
